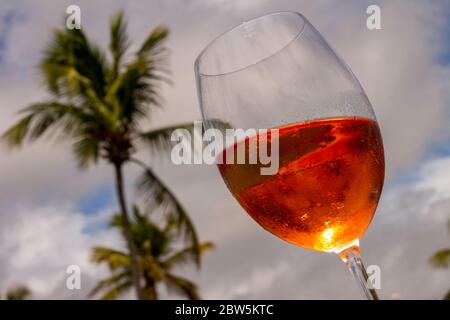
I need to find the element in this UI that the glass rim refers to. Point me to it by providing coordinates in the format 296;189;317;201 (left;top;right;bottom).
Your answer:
194;11;307;77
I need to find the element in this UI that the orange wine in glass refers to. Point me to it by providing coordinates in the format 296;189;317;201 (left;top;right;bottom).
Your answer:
217;117;384;253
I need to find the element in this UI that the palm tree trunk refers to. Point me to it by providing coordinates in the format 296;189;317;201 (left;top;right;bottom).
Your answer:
144;277;158;300
113;162;144;300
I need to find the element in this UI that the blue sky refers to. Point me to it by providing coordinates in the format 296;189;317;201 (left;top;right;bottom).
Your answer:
0;10;16;64
437;11;450;65
78;185;114;216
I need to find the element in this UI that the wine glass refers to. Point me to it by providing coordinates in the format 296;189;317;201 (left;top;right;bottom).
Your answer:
194;12;384;300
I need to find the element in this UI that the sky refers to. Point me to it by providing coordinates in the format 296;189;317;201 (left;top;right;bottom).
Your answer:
0;0;450;299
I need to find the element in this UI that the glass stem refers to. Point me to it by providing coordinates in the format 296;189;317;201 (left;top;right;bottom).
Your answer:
338;245;379;300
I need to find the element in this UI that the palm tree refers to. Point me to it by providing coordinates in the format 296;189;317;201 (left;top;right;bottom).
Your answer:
90;206;213;300
430;219;450;299
2;285;31;300
2;11;199;299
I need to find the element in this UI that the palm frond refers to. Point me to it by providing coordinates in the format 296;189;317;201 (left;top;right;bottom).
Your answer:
109;10;128;80
106;59;160;123
41;28;108;98
2;102;87;148
132;206;171;257
72;135;100;168
90;246;130;270
103;25;170;126
110;213;124;228
134;161;201;265
99;279;132;300
88;271;129;299
1;114;34;148
106;55;170;127
138;26;169;58
163;242;214;270
202;118;234;132
445;289;450;300
141;255;166;282
138;119;233;158
5;285;31;300
430;249;450;269
139;122;195;155
164;273;200;300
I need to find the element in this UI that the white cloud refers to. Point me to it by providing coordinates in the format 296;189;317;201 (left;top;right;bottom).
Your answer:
206;261;291;299
0;203;120;298
414;157;450;203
